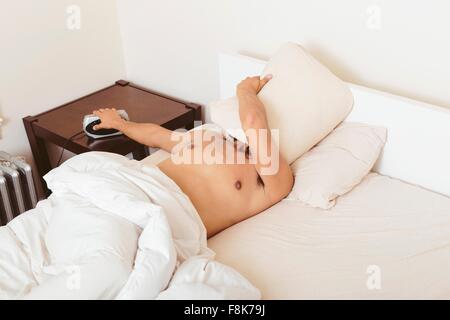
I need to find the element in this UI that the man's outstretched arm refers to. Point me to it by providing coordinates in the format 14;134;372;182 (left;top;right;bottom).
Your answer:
92;108;183;153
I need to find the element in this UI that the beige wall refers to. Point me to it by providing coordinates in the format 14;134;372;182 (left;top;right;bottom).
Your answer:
0;0;125;160
116;0;450;122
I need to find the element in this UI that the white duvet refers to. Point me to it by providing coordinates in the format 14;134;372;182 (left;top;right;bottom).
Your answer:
0;152;260;300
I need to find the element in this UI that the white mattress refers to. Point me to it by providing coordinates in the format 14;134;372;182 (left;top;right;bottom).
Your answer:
208;173;450;299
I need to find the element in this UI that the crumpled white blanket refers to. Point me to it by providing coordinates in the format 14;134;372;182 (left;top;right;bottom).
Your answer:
0;152;260;300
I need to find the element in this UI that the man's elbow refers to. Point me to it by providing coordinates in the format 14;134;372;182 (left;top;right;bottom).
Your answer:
269;169;294;203
280;171;294;199
285;171;294;196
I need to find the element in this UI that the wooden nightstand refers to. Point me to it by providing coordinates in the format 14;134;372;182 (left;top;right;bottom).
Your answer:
23;80;202;196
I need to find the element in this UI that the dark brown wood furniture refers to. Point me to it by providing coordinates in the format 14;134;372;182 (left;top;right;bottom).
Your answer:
23;80;202;196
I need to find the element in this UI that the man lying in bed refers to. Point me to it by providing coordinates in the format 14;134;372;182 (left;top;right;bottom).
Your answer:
93;75;293;237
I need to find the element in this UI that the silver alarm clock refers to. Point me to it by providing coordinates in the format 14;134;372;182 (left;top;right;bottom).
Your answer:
83;109;129;139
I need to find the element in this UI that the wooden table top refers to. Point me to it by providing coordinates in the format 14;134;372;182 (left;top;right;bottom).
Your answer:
29;81;196;154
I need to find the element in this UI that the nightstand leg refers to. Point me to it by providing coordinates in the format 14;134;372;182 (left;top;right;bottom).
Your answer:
23;117;52;198
132;145;149;160
186;103;202;130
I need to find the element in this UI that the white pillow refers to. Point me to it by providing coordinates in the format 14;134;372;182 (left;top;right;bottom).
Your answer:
288;122;387;209
210;42;354;164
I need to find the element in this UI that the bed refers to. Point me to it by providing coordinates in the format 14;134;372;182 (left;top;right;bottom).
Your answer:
143;53;450;299
3;51;448;300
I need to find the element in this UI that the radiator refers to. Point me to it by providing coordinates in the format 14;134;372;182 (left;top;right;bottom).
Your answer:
0;151;37;226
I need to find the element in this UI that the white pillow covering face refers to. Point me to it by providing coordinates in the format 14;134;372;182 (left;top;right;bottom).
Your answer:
210;42;354;164
288;122;387;209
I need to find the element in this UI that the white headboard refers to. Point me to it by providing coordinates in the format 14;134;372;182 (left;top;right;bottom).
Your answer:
218;53;450;196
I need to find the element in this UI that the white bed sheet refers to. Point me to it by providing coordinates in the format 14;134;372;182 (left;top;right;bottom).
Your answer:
208;173;450;299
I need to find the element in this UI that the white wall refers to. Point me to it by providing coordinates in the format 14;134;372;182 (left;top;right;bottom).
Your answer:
0;0;125;159
116;0;450;122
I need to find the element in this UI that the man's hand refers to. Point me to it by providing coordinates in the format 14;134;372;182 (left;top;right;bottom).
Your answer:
92;108;126;131
236;75;272;96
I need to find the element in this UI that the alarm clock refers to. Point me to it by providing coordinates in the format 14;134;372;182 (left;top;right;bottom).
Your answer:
83;109;129;139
